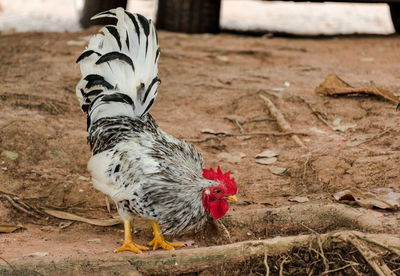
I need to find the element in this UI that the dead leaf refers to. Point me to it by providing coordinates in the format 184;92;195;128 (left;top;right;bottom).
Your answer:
0;224;22;233
43;208;121;226
333;188;400;210
269;166;287;175
217;152;246;164
288;196;309;203
256;148;281;158
315;74;399;104
201;129;231;136
23;252;48;257
256;157;277;165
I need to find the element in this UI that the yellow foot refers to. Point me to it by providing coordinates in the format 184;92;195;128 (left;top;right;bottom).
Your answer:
115;241;148;253
148;235;184;250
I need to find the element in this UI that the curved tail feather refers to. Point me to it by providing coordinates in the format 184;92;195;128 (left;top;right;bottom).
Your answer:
76;8;160;128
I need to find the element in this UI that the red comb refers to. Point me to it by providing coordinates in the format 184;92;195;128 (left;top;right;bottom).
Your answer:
203;166;237;195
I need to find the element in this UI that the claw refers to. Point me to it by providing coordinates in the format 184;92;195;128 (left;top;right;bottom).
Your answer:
115;220;148;254
115;241;148;253
148;235;184;250
148;220;184;251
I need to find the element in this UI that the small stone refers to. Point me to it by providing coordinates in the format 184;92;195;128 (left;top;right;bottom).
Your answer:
284;81;290;87
78;175;90;181
247;180;254;184
217;56;229;62
332;118;341;126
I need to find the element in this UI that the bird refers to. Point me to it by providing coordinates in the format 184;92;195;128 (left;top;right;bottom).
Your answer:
75;8;238;253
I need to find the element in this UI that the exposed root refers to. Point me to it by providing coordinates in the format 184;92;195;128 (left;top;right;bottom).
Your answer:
3;230;397;275
346;234;396;276
264;247;270;276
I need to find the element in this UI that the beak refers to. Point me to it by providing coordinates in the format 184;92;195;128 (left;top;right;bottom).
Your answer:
227;195;238;202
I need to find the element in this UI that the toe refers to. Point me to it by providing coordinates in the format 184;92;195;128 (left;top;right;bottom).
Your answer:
115;242;147;253
135;244;149;251
167;241;184;247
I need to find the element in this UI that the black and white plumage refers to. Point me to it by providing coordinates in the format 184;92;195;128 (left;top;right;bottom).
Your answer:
75;8;237;242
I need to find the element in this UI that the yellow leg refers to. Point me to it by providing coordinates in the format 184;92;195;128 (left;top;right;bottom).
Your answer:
148;220;184;250
115;220;148;253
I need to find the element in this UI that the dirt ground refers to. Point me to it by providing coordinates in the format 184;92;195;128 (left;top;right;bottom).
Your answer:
0;29;400;275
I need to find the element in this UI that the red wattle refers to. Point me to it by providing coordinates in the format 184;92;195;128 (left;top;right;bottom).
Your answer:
209;199;229;220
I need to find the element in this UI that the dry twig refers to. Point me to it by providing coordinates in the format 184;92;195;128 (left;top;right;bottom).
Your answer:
224;117;245;133
259;94;306;148
0;194;41;219
297;96;334;130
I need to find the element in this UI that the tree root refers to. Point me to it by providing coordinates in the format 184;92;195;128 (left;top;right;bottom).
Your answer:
127;231;400;274
224;202;399;235
2;231;398;275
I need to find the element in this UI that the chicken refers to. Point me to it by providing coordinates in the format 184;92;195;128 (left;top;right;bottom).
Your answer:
75;8;238;253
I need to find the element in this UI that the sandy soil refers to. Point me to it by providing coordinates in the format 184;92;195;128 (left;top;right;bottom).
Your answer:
0;29;400;275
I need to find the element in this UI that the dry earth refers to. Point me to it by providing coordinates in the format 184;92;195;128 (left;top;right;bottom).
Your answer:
0;29;400;275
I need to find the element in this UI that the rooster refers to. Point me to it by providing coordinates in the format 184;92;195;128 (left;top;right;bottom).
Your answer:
75;8;238;253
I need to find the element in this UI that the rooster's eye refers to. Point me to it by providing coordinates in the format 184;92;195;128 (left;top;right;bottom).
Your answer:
215;189;221;194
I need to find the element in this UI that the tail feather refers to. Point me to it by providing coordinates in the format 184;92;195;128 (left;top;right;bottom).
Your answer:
76;8;160;128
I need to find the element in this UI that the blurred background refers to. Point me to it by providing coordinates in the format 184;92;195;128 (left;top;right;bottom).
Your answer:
0;0;395;35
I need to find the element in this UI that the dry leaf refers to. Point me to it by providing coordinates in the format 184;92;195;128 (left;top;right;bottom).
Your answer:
288;196;309;203
269;166;287;175
256;148;281;158
315;74;399;104
256;157;277;165
43;208;121;226
23;252;48;257
0;224;22;233
201;129;230;136
217;152;246;164
333;188;400;210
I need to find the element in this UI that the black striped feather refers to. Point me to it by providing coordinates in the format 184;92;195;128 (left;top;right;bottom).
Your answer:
95;52;135;72
125;11;141;43
102;93;135;107
105;25;122;50
84;74;114;90
142;76;160;103
76;50;101;63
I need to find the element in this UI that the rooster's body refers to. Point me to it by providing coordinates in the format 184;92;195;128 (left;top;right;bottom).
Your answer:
76;8;237;252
